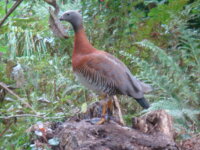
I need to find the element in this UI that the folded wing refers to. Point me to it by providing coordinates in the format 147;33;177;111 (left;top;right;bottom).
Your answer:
73;51;152;99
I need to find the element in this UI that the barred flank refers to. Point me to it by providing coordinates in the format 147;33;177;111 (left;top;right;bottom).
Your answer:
78;67;117;95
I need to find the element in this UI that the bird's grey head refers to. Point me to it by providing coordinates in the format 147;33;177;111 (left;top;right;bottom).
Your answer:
59;10;83;32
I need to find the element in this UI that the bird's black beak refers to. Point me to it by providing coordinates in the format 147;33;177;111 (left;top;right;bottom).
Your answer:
59;16;64;21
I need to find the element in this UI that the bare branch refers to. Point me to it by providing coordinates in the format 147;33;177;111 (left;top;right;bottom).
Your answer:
0;120;13;137
0;82;38;114
0;0;24;28
0;82;20;99
43;0;68;38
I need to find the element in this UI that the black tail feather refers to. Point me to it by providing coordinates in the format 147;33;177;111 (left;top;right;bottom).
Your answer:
135;97;150;109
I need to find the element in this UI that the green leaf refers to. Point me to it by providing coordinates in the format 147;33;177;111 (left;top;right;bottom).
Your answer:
81;102;87;113
0;46;7;53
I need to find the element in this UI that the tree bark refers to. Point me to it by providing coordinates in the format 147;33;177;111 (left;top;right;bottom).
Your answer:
29;101;180;150
44;0;68;38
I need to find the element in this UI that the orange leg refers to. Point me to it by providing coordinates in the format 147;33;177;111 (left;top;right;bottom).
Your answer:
107;99;113;118
96;101;107;125
95;96;124;125
97;98;115;124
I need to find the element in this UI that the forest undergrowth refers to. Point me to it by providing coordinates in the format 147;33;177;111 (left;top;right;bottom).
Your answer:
0;0;199;149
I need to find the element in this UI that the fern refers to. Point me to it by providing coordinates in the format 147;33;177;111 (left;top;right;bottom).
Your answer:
120;38;200;129
119;1;200;126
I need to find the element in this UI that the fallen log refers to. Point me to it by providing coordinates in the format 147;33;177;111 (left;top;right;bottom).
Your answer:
52;120;178;150
178;134;200;150
28;100;180;150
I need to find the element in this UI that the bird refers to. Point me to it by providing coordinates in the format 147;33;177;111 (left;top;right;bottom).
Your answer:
59;10;152;124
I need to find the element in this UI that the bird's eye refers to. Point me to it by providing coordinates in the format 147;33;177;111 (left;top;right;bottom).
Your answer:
67;13;70;16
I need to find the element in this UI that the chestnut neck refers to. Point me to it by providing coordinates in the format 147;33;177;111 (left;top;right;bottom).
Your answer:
73;26;95;56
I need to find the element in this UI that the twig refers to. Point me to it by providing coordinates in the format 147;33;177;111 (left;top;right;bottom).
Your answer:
0;120;13;137
0;82;37;114
0;114;65;119
54;79;57;100
0;82;20;99
44;0;59;15
5;0;9;14
0;0;24;27
113;96;125;125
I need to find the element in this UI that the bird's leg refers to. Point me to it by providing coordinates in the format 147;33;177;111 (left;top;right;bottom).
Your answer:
89;95;109;125
96;100;107;125
90;95;119;125
97;96;114;124
107;98;113;119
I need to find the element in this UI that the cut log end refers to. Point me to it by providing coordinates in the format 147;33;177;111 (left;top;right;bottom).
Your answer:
132;110;174;139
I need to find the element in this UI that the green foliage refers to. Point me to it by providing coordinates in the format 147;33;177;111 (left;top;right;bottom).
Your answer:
148;0;188;23
120;39;200;128
119;0;200;129
0;0;200;149
0;0;85;149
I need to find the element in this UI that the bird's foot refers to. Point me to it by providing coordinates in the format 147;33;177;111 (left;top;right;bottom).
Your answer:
96;117;106;125
87;115;109;125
